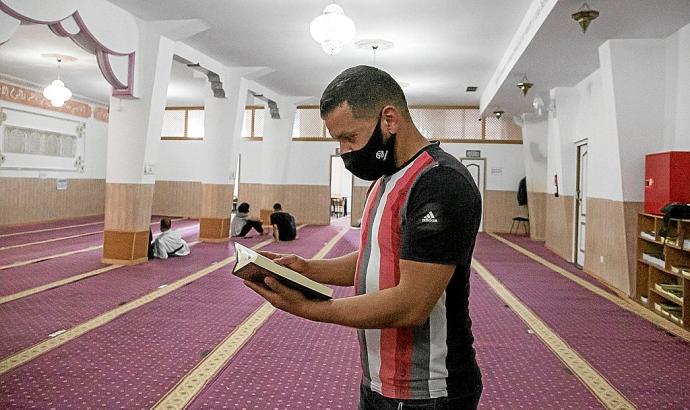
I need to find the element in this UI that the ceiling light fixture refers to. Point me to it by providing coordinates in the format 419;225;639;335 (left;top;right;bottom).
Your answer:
310;3;356;56
43;58;72;107
516;75;533;96
355;39;393;66
571;2;599;34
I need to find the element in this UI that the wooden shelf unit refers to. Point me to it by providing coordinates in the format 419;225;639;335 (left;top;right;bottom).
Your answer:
636;213;690;330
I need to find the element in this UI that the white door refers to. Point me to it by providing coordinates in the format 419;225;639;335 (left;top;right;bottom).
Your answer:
460;158;486;232
575;144;588;267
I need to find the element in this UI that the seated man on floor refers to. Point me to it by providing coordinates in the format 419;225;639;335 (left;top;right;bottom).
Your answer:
270;203;297;242
150;218;191;260
231;202;265;238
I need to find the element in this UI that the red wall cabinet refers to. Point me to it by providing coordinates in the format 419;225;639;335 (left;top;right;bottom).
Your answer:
644;151;690;214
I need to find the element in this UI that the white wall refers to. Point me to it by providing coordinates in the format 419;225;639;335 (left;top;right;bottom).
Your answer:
0;99;108;180
156;139;203;181
440;142;525;191
605;39;666;202
284;140;339;185
664;22;690;151
521;117;548;193
549;37;668;203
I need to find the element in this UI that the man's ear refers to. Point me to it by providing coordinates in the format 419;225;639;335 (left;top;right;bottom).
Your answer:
382;105;402;135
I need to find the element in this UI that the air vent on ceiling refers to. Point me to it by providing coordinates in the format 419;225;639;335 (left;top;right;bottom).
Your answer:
466;86;478;92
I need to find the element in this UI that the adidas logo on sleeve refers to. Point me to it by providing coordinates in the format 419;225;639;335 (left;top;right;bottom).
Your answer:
422;211;438;223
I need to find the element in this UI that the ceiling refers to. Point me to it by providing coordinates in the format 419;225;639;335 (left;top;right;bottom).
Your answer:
108;0;533;105
487;0;690;118
1;1;688;114
0;23;112;104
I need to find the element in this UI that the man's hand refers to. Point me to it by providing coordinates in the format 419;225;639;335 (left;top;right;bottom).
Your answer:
258;251;309;275
244;277;320;319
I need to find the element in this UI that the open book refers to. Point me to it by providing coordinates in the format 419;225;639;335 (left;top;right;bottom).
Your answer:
232;242;333;300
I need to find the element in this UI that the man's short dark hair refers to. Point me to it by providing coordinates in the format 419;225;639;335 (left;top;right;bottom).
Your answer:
160;218;171;231
320;65;410;120
273;203;282;211
238;202;250;213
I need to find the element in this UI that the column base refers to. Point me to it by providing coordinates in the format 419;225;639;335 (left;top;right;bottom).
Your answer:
102;230;150;265
199;217;230;242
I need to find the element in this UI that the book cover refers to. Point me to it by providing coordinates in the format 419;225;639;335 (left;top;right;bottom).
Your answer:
232;243;333;300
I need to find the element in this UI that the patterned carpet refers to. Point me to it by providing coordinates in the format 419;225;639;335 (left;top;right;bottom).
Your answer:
0;215;104;236
1;217;689;408
0;216;180;266
474;233;690;409
0;231;260;358
0;225;342;408
0;219;200;297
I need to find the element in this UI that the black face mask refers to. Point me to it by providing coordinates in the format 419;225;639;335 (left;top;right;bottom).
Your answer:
340;111;397;181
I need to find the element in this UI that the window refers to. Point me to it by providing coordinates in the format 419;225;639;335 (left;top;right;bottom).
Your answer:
290;105;522;143
161;107;204;140
292;106;328;140
241;105;265;139
482;115;522;141
410;107;483;140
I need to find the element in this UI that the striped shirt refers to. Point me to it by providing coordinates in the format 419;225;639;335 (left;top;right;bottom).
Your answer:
356;142;482;400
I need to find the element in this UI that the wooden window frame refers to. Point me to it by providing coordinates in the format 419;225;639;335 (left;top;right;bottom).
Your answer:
161;106;204;141
290;105;522;143
241;105;265;141
292;105;330;141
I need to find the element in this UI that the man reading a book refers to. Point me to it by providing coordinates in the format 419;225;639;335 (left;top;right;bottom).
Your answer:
245;65;483;410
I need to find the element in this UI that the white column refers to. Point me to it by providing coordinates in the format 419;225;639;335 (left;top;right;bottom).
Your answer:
197;71;247;241
102;26;175;264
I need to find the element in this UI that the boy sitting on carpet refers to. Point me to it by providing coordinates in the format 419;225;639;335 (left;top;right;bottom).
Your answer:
150;218;190;260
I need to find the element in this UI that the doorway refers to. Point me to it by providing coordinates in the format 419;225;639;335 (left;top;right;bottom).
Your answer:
232;154;241;214
575;143;588;267
460;158;486;232
329;155;353;226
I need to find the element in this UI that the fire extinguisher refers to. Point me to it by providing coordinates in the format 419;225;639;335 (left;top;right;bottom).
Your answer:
554;174;560;198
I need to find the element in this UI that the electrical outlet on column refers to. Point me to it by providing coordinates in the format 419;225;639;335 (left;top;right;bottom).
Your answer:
143;163;155;175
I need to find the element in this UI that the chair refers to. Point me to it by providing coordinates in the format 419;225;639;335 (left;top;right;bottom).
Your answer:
510;216;530;235
331;197;345;217
510;177;530;235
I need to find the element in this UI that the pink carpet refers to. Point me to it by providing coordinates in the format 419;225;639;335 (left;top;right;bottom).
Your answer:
0;220;200;297
498;233;617;295
474;233;690;409
189;227;360;409
0;232;266;358
0;225;341;408
0;217;191;266
2;221;688;408
0;215;104;236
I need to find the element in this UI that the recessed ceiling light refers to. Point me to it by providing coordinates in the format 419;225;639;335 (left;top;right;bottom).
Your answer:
41;53;77;63
355;39;394;51
466;86;478;92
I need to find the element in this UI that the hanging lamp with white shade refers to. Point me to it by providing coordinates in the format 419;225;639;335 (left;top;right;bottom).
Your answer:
43;58;72;107
310;3;356;55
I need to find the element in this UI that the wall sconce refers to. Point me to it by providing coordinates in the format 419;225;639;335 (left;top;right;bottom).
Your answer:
533;95;556;117
493;109;505;120
516;75;533;96
571;2;599;34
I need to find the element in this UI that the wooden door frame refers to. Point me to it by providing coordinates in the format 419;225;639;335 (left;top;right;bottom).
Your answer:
329;154;352;223
234;153;242;209
460;157;487;232
574;141;588;268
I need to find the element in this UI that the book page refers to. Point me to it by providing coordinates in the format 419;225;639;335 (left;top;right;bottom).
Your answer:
232;243;333;299
234;243;257;270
